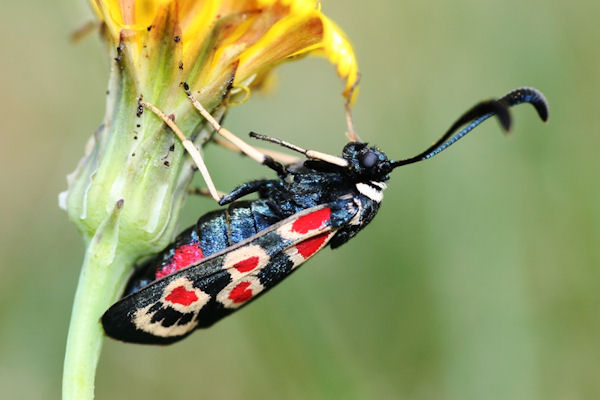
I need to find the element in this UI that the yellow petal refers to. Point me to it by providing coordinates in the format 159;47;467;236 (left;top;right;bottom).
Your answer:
89;0;359;103
319;16;359;103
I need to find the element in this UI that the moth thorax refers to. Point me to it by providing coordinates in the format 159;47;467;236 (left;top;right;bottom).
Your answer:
355;181;387;203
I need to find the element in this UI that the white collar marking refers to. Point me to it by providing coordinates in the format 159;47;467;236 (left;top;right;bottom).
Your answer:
356;182;384;203
370;181;387;190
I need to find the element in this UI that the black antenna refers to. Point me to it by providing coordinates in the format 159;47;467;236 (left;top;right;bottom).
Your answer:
391;87;548;168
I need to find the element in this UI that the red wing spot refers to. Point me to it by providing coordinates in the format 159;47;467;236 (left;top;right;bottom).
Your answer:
165;285;199;306
295;232;329;259
156;265;176;280
173;244;204;266
156;244;204;280
233;256;260;273
291;208;331;234
228;281;253;303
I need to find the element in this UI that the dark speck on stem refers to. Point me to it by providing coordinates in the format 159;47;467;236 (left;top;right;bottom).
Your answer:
136;124;141;128
169;144;175;151
164;161;170;167
136;95;144;117
114;42;123;68
174;35;180;42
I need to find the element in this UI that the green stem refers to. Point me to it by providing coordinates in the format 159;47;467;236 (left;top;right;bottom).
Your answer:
60;32;227;399
62;201;133;400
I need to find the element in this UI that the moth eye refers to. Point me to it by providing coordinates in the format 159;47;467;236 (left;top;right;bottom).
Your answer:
360;151;378;168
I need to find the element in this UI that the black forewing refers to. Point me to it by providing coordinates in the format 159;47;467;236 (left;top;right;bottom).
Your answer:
102;198;358;344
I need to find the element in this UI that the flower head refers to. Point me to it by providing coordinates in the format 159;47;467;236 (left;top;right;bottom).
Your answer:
64;0;359;252
90;0;359;103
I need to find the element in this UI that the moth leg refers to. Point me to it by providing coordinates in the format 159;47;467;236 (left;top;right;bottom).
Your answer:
186;82;350;169
188;187;227;198
219;179;282;205
213;137;301;165
141;101;222;203
344;101;362;143
344;77;362;142
183;83;287;176
248;132;349;168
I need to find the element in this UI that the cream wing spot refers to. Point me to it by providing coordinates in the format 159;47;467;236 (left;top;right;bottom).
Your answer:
277;207;332;241
217;275;265;309
161;277;210;313
284;231;336;269
132;277;210;337
223;244;270;281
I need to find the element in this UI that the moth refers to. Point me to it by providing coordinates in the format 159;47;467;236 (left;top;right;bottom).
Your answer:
102;87;548;344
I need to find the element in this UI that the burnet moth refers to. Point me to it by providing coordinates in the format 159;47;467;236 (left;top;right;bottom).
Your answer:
102;87;548;344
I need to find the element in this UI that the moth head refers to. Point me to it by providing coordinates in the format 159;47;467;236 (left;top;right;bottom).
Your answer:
342;142;393;181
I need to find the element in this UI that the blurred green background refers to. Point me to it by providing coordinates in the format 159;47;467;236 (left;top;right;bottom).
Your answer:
2;1;599;399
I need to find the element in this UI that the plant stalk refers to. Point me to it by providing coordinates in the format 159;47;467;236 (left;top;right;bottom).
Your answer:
62;201;133;399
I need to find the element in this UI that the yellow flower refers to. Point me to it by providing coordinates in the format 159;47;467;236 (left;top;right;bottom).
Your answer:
90;0;359;103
